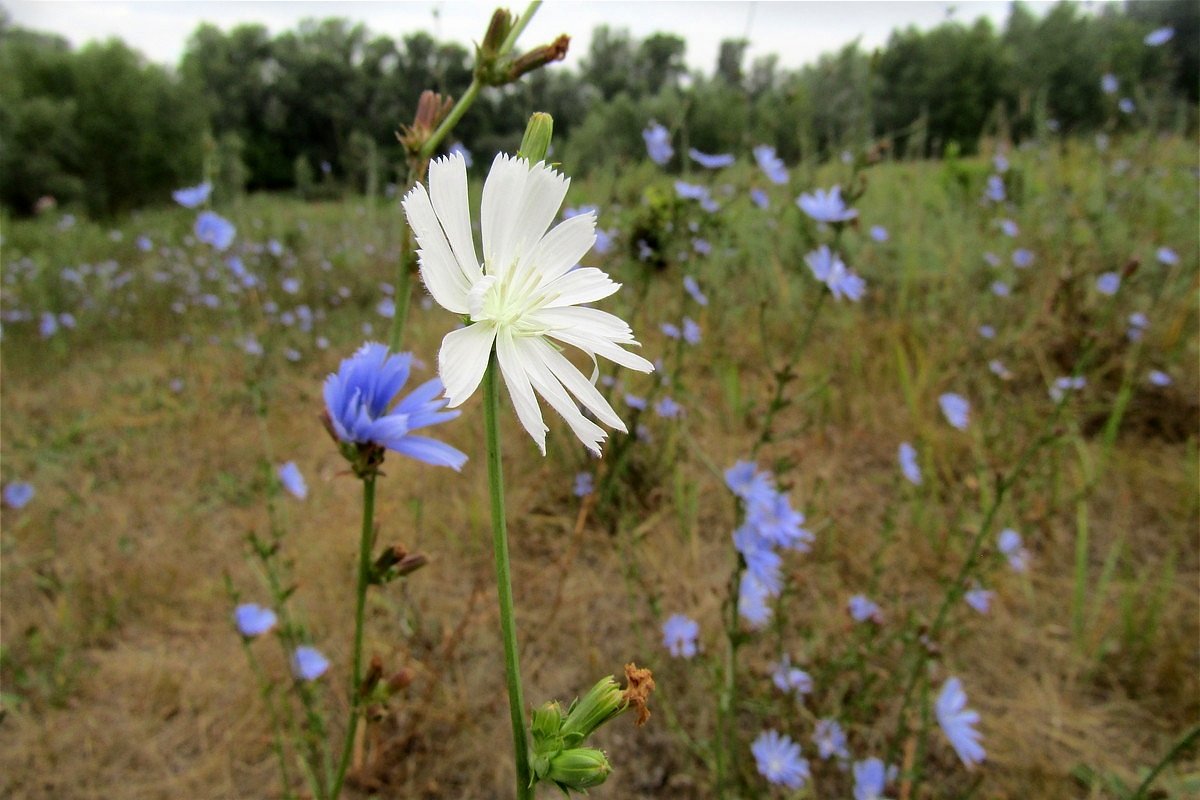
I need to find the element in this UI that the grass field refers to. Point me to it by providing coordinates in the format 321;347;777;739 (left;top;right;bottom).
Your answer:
2;133;1197;799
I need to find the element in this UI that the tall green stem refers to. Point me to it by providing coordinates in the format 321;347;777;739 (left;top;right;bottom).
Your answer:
331;474;376;800
483;354;533;799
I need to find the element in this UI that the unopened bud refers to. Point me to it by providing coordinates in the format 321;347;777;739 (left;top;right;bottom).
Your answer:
386;667;414;692
361;655;384;697
518;113;554;164
397;90;454;155
532;700;566;743
481;8;515;57
508;35;570;82
560;676;624;745
546;747;612;792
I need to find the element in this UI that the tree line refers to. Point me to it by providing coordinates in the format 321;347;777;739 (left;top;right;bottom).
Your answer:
1;1;1195;217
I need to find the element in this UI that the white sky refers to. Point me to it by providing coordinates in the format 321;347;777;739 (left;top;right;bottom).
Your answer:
8;1;1074;73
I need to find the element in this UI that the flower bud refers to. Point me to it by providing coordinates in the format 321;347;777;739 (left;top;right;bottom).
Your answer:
508;35;570;82
545;748;612;792
518;113;554;164
531;700;565;743
560;676;624;745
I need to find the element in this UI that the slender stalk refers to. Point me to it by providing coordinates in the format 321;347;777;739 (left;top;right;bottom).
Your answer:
483;354;534;800
330;474;377;800
1131;723;1200;799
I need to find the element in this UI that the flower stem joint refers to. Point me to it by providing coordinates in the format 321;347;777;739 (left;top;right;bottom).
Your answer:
475;8;569;87
528;664;654;794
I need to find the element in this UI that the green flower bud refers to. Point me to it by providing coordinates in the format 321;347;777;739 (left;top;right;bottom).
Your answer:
531;700;565;746
518;112;554;164
559;676;625;746
546;747;612;792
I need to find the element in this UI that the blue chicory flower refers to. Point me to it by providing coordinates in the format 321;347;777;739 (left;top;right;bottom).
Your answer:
1147;369;1172;387
898;442;922;485
939;393;970;431
978;324;996;340
277;461;308;500
853;757;888;800
998;219;1018;237
683;275;708;306
195;211;236;251
1096;272;1121;295
997;528;1029;573
813;718;850;760
805;245;865;302
739;572;774;627
655;397;682;419
870;225;889;242
688;148;735;169
447;141;473;168
1012;248;1034;268
797;186;857;223
752;730;810;788
964;586;993;614
291;646;330;681
674;180;710;201
1144;27;1174;46
173;181;212;208
1101;73;1119;94
682;317;701;345
753;145;789;184
936;677;985;767
643;122;674;165
985;175;1005;203
1156;247;1179;266
1118;97;1135;114
573;472;594;497
750;188;770;209
323;342;467;470
662;614;699;658
234;603;277;637
771;655;813;696
848;594;882;624
3;482;35;509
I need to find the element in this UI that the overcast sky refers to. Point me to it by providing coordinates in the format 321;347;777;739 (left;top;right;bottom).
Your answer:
9;1;1073;73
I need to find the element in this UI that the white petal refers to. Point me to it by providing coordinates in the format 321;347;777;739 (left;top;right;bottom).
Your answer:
496;330;548;454
508;161;570;267
527;337;626;432
543;325;655;374
524;213;596;287
515;337;607;455
403;183;470;314
438;322;496;407
542;267;621;309
428;153;482;286
532;306;638;343
481;154;529;278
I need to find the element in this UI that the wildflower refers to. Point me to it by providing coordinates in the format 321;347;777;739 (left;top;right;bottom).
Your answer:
739;572;773;627
813;718;850;760
674;180;709;201
1147;370;1172;387
643;122;674;165
448;141;473;167
985;175;1005;203
993;153;1009;173
624;394;647;411
662;614;699;658
853;757;888;800
688;148;734;169
997;528;1029;573
402;153;653;455
1096;272;1121;295
898;442;922;485
936;677;985;767
692;238;712;256
683;275;708;306
733;525;783;594
285;348;301;363
573;472;594;497
983;251;1001;267
376;298;395;318
848;594;883;624
998;219;1018;237
978;324;996;340
939;393;970;430
1049;375;1086;402
750;188;770;209
870;225;889;242
268;239;284;257
277;461;308;500
563;204;598;220
772;655;813;696
1156;246;1179;266
1144;27;1174;46
241;336;263;356
136;235;153;252
282;277;301;295
805;246;866;302
1118;97;1135;115
725;461;774;505
655;397;682;419
173;181;212;208
291;646;330;681
39;312;58;338
753;145;789;184
991;281;1011;297
797;185;857;223
752;730;810;789
748;491;813;552
323;342;467;471
3;482;35;509
682;317;701;345
1101;73;1119;94
1127;312;1149;341
988;360;1013;380
965;586;993;614
1012;248;1034;268
195;211;236;251
234;603;277;637
593;228;614;254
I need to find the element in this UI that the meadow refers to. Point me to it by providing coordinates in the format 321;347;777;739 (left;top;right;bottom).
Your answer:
1;130;1197;800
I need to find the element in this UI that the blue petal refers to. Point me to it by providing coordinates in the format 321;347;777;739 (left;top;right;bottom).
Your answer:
389;435;468;471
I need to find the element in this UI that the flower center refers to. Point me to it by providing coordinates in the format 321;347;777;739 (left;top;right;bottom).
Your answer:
467;268;556;335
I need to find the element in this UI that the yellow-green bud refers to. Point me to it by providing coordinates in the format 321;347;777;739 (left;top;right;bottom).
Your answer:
560;676;625;746
546;747;612;791
518;113;554;164
532;700;565;744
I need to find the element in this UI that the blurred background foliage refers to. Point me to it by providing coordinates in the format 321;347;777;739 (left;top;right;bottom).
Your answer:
0;0;1196;217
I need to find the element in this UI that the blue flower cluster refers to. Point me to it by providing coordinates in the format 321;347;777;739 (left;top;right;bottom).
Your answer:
725;460;813;628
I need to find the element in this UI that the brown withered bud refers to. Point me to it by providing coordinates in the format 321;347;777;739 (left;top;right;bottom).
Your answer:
387;667;415;693
480;8;515;56
372;544;429;583
621;662;655;727
397;90;455;154
1121;256;1140;278
508;35;570;82
361;655;384;697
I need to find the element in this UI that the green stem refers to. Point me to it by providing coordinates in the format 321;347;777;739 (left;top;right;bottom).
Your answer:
483;355;534;800
330;474;377;800
387;237;413;352
1131;723;1200;799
